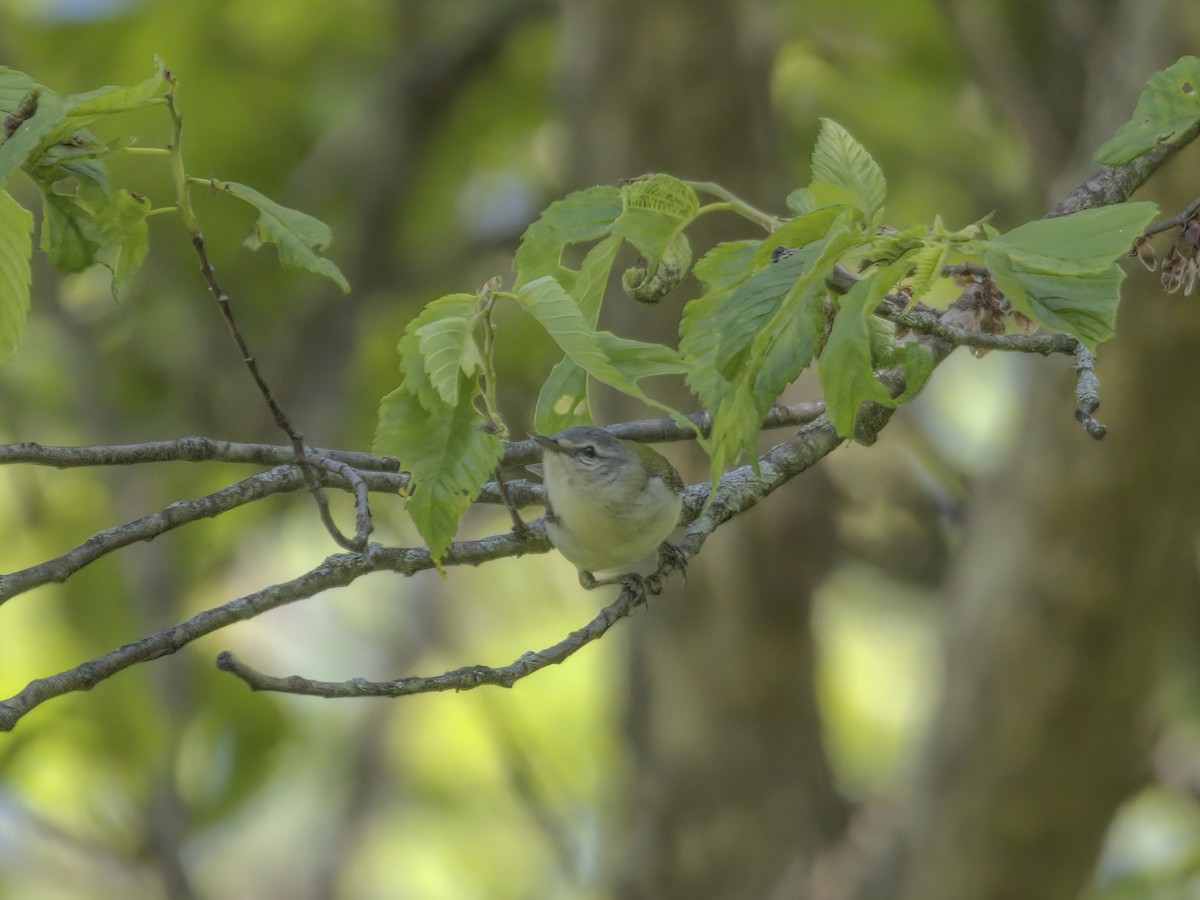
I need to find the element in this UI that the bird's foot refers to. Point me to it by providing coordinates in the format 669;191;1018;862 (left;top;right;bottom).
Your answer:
656;541;688;581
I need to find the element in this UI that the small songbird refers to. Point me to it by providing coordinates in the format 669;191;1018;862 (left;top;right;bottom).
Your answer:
531;426;685;590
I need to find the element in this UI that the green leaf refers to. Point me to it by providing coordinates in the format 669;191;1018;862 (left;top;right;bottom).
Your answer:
712;245;824;381
891;342;934;403
534;357;591;435
42;60;170;147
0;87;67;183
984;250;1124;351
517;275;685;412
692;239;759;292
982;202;1158;349
513;185;622;289
611;174;700;255
681;243;806;414
709;269;828;478
0;68;36;118
373;375;505;564
396;293;478;410
415;302;482;409
751;207;845;267
611;174;699;303
986;202;1158;272
785;182;862;217
818;256;913;440
620;230;691;303
39;188;102;272
0;187;33;358
905;242;948;305
532;235;622;433
1096;56;1200;164
688;221;863;479
809;118;887;218
677;240;760;423
95;189;151;296
217;180;350;293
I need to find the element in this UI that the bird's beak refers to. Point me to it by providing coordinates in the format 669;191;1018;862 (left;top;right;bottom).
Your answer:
530;433;561;454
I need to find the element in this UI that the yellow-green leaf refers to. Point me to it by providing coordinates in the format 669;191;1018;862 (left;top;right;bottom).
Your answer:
219;180;350;293
0;187;33;358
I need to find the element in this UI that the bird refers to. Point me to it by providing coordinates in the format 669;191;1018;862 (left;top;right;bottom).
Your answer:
531;426;686;591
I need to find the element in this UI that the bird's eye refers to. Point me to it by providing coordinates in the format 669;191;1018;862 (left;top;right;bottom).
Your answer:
579;445;597;459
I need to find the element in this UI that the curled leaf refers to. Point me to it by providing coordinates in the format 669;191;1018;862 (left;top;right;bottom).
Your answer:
621;231;692;303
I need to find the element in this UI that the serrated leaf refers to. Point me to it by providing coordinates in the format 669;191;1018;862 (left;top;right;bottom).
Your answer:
986;202;1158;272
612;174;699;254
514;185;622;289
905;242;947;304
693;239;759;292
0;87;67;183
396;293;478;410
984;250;1123;351
517;276;685;412
1096;56;1200;164
810;118;887;218
981;202;1158;349
38;188;102;272
692;221;862;479
751;206;844;267
95;189;150;296
611;174;699;303
712;246;821;381
373;375;505;564
679;240;761;420
42;61;170;147
818;256;914;440
533;235;622;433
0;187;33;358
218;180;349;293
416;305;482;409
785;182;862;217
707;271;827;480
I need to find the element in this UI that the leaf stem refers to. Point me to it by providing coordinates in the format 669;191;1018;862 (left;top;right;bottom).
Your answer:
685;181;784;232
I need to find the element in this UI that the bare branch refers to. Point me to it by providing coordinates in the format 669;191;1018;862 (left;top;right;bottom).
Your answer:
0;466;305;606
0;436;399;472
214;581;644;697
0;531;546;731
1072;344;1108;439
878;298;1080;357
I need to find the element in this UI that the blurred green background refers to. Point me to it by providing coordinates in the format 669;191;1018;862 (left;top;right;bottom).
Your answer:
3;1;1200;898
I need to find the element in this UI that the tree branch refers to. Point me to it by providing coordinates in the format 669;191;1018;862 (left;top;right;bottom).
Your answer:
214;410;852;700
0;532;544;731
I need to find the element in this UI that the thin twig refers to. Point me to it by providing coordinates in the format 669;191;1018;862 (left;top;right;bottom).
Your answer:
0;466;306;605
0;436;398;471
1072;344;1108;440
878;297;1080;356
307;453;374;547
0;403;825;473
215;582;642;696
492;467;531;538
0;532;546;731
1142;193;1200;238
